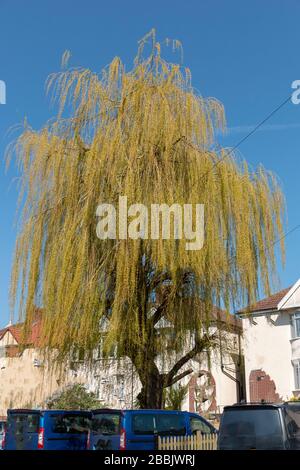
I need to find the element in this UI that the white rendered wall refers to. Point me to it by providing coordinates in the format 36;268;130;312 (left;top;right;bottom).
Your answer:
242;312;294;401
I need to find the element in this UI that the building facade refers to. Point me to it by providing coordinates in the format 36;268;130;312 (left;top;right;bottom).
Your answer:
0;308;244;417
240;279;300;402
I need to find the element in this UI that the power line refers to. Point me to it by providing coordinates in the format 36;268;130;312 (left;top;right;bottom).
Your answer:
188;91;299;263
273;223;300;246
185;94;292;186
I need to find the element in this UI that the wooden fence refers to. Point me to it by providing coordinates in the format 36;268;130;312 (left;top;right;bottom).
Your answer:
157;432;218;450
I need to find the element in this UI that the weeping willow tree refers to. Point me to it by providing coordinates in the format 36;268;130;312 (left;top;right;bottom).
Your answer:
9;30;285;408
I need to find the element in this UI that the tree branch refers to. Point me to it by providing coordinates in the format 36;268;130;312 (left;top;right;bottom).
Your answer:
166;368;193;387
165;333;217;384
150;300;167;326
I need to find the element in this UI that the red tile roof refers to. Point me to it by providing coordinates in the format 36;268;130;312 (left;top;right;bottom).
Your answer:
0;311;42;347
239;287;291;314
211;305;242;330
0;323;23;343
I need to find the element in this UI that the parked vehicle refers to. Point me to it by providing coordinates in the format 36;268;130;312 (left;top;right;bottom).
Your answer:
88;408;217;450
218;402;300;450
4;409;91;450
0;420;6;450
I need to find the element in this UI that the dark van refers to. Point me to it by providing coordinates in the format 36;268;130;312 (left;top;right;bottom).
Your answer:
4;409;91;450
88;409;216;450
218;402;300;450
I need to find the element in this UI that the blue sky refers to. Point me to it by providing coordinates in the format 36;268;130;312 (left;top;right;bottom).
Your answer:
0;0;300;326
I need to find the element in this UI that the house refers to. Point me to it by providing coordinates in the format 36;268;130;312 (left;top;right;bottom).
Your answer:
0;312;78;416
0;306;244;417
239;279;300;403
48;306;245;416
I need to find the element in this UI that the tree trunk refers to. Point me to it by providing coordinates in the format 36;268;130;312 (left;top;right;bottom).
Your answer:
131;350;165;409
136;369;164;409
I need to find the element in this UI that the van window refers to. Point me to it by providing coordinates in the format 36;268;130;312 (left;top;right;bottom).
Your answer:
132;413;186;436
132;414;155;435
51;414;89;434
27;414;39;433
11;415;26;435
219;408;284;449
190;416;212;434
155;414;186;435
92;413;120;435
284;404;300;440
10;413;39;434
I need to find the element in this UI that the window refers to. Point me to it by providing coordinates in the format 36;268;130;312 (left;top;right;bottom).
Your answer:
51;414;90;434
116;374;125;401
10;413;39;434
78;347;85;361
132;414;155;435
293;360;300;390
132;413;186;436
71;347;85;362
218;409;284;450
11;415;26;436
284;403;300;439
155;414;186;436
291;313;300;339
92;413;120;435
190;416;212;435
27;414;39;433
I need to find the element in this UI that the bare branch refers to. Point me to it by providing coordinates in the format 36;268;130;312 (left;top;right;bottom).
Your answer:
166;333;217;383
166;368;193;387
150;300;167;326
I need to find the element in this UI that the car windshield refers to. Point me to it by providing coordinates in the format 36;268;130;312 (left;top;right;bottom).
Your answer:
91;413;120;435
219;408;284;449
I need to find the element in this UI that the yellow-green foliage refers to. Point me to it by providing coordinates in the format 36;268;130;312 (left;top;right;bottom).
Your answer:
8;30;285;360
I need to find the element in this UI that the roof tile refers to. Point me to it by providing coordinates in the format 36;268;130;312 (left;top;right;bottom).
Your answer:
239;287;291;314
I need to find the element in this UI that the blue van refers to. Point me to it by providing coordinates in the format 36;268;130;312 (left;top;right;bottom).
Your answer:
4;409;91;450
88;409;216;450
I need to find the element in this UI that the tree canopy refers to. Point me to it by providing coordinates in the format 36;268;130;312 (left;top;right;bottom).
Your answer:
8;30;285;406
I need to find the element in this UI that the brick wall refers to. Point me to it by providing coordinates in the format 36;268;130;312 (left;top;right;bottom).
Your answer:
249;369;282;403
5;345;20;358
